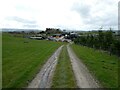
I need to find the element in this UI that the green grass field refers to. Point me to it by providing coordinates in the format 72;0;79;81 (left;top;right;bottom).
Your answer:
51;46;77;88
71;44;119;88
3;33;63;88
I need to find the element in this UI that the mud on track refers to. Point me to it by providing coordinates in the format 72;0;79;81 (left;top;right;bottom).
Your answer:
28;45;63;88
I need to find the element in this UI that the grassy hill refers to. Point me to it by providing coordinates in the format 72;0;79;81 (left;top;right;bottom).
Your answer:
2;33;63;88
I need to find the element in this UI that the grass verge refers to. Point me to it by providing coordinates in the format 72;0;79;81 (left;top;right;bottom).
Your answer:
71;44;119;88
3;33;63;88
51;45;77;88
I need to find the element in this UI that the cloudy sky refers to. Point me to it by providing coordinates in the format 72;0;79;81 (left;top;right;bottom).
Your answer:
0;0;119;30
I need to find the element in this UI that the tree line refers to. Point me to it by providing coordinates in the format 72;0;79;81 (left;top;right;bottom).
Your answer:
74;30;120;57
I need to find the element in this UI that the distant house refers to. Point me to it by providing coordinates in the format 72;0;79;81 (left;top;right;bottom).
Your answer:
52;34;62;38
30;36;43;40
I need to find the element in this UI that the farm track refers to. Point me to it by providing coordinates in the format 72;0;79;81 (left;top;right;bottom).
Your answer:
67;44;100;88
28;45;63;88
28;44;100;88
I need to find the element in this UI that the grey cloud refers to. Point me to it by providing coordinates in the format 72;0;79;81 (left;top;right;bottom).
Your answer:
71;1;117;29
84;13;117;27
95;0;114;5
118;2;120;26
6;16;36;24
71;3;91;18
15;5;38;13
23;24;39;28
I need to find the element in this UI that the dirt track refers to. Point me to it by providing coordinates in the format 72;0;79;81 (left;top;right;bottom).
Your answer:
28;45;63;88
28;44;100;88
67;44;99;88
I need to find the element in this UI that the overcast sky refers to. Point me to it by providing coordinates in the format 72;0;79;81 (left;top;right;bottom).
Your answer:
0;0;119;31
